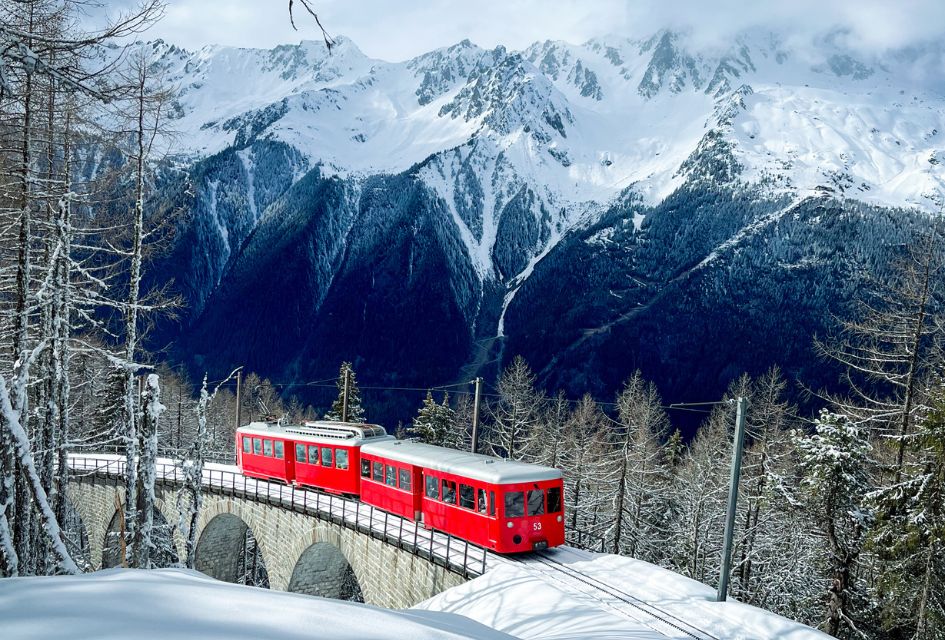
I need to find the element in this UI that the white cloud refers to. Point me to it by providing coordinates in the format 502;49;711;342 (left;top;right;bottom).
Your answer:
86;0;945;59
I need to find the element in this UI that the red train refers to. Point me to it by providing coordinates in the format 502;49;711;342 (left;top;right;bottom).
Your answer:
235;420;565;553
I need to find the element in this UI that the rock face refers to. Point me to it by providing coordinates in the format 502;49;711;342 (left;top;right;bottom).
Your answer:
137;30;945;425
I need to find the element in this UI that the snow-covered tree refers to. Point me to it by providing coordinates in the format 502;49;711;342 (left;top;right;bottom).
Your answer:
325;362;365;423
410;391;461;448
609;371;672;562
134;374;165;569
667;402;731;584
797;410;875;638
487;356;545;460
869;386;945;638
559;394;612;546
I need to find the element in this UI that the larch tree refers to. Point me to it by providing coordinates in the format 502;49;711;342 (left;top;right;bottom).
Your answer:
667;400;732;584
609;370;671;562
0;0;164;577
558;394;612;547
487;355;544;461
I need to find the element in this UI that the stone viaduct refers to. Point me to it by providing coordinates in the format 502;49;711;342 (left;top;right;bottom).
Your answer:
65;467;474;609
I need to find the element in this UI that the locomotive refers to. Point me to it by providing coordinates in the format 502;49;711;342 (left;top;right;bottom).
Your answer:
236;420;565;553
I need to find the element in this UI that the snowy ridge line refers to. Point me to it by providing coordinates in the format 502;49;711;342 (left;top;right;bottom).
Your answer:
66;454;491;579
500;551;719;640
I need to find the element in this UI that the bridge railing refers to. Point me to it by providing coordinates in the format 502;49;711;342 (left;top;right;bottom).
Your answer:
565;527;607;553
68;455;489;579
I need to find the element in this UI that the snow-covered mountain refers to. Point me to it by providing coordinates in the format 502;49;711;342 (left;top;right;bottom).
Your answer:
135;30;945;421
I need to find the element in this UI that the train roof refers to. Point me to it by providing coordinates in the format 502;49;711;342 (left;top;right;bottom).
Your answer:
237;421;393;446
360;439;562;485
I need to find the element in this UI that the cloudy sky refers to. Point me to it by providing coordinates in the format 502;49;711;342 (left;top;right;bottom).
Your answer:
87;0;945;60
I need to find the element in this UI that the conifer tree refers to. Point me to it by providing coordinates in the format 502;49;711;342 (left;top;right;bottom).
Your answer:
870;388;945;638
487;356;544;460
325;362;365;423
797;411;875;638
410;391;460;447
609;370;671;562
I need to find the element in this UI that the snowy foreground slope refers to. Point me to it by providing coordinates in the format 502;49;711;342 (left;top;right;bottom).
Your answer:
420;547;831;640
0;552;829;639
0;569;512;640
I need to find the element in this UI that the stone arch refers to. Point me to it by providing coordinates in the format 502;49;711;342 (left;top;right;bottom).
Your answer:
102;506;181;569
194;513;269;588
153;495;186;563
288;541;364;601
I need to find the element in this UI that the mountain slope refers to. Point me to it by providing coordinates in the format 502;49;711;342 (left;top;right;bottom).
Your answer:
138;30;945;423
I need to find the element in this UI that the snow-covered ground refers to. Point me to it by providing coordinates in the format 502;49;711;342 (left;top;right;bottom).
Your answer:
419;547;832;640
0;554;831;640
0;568;512;640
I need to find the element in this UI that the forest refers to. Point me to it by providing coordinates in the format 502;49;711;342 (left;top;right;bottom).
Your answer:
1;2;944;640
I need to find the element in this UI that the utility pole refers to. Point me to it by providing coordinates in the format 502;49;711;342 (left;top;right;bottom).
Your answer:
235;370;242;429
470;377;482;454
717;396;748;602
341;367;351;422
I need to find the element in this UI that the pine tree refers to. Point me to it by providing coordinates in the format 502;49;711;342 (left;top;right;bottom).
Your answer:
797;410;875;638
870;388;945;639
411;391;446;444
325;362;365;423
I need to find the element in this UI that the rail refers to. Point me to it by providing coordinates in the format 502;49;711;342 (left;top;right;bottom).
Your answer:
67;455;489;580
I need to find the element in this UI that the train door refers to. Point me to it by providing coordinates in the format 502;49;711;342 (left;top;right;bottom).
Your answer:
485;487;498;547
284;438;297;483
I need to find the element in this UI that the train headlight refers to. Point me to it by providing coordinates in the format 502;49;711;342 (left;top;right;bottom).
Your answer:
556;515;562;523
506;521;513;529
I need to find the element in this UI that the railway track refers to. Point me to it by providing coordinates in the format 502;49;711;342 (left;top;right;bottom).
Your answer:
504;549;719;640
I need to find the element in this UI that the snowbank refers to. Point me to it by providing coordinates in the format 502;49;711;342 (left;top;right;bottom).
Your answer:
0;568;513;640
416;548;833;640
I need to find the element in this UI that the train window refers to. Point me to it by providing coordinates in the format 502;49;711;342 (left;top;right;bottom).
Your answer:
321;447;333;467
361;459;371;478
477;488;487;514
263;440;273;457
441;480;456;505
489;491;496;517
295;444;306;462
385;465;396;487
253;438;262;455
336;449;349;470
527;489;545;516
308;445;319;465
504;492;525;518
398;469;411;491
242;437;251;454
425;475;438;499
547;487;562;514
274;441;284;459
373;461;383;482
459;484;475;510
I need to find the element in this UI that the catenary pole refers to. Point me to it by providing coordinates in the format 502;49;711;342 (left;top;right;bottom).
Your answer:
235;370;242;429
717;396;748;602
470;377;482;453
342;367;350;422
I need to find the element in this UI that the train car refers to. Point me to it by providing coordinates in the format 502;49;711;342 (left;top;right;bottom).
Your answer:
236;421;391;494
360;440;565;553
